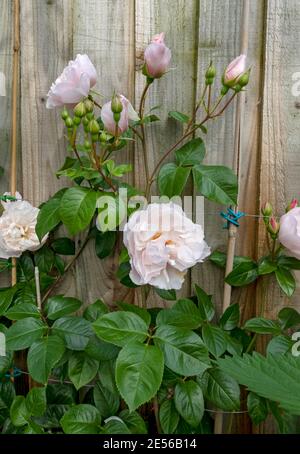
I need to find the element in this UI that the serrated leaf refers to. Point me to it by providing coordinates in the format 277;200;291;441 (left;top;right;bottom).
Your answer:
52;316;93;351
83;299;108;322
118;409;147;434
93;382;120;419
168;111;189;123
247;392;268;425
194;284;215;321
60;404;101;434
6;318;46;351
225;261;258;287
202;324;227;357
154;325;210;376
27;335;66;384
36;189;67;241
159;399;179;434
45;295;82;320
93;312;149;347
156;299;202;329
200;367;240;411
158;163;190;198
60;187;98;235
68;352;99;390
275;267;296;297
193;164;238;205
154;288;177;301
5;302;40;320
26;387;46;416
174;380;204;428
10;396;30;427
175;138;205;166
116;301;151;326
95;230;117;259
278;307;300;330
116;343;164;412
243;317;281;335
219;304;240;331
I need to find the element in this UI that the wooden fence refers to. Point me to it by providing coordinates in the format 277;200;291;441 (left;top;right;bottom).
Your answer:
1;0;300;432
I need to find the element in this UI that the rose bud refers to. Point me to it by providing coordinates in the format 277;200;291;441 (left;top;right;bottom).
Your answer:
286;198;298;212
223;54;246;87
267;216;280;238
101;95;139;135
261;202;273;218
279;207;300;259
46;54;97;108
144;32;171;79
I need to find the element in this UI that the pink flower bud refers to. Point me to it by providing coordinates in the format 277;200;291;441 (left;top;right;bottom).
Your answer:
267;216;280;237
101;95;139;135
261;202;273;217
223;54;246;87
286;198;299;212
144;33;172;79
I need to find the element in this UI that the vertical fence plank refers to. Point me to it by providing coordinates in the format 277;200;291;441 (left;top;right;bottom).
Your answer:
0;0;15;288
256;0;300;433
192;0;265;320
20;0;76;296
135;0;199;306
72;0;135;306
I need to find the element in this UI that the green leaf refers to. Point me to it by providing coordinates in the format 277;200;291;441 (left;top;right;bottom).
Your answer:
0;286;18;317
247;392;268;425
159;399;179;434
45;295;82;320
219;303;240;331
0;382;15;413
202;324;227;357
34;246;55;273
277;255;300;270
95;230;117;259
27;335;66;384
10;396;31;427
195;284;215;321
60;404;101;434
26;387;46;417
51;238;75;255
93;312;149;347
36;188;67;241
168;110;189;123
103;417;131;434
5;302;40;320
158;163;190;198
243;317;281;335
193;164;238;205
154;288;177;301
68;352;99;390
52;316;93;351
117;261;138;288
116;301;151;326
225;261;258;287
200;367;240;411
116;343;164;412
210;251;257;270
0;345;13;375
93;382;120;419
175;138;205;167
258;257;277;275
98;360;118;394
156;299;202;329
267;335;293;355
275;267;296;297
218;353;300;415
154;325;210;376
6;318;46;351
278;307;300;330
83;299;108;322
174;380;204;428
118;409;147;434
85;335;119;361
60;187;98;235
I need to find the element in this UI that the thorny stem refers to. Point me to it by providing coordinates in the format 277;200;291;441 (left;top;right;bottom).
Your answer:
185;85;207;133
139;81;152;185
41;230;91;304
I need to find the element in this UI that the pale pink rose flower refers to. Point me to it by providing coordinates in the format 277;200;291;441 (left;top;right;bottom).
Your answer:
224;54;246;86
46;54;97;108
279;207;300;259
144;32;172;79
101;95;139;135
123;202;211;290
0;192;48;259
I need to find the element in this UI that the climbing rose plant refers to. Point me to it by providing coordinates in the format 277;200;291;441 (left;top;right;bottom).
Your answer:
0;33;300;436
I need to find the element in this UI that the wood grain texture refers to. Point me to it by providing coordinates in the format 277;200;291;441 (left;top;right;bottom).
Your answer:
256;0;300;434
19;0;76;297
135;0;199;307
72;0;135;306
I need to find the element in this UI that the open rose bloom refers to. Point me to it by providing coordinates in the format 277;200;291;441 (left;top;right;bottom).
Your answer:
279;207;300;259
0;193;47;259
46;54;97;108
123;202;211;290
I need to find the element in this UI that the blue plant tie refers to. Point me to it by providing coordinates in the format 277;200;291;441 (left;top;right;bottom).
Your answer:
220;207;245;229
4;367;22;380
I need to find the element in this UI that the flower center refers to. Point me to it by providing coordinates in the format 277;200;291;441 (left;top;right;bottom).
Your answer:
151;232;162;241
